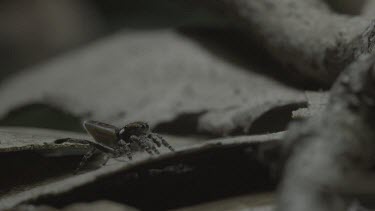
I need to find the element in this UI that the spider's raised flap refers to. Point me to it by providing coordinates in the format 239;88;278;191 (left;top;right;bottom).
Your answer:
83;120;119;147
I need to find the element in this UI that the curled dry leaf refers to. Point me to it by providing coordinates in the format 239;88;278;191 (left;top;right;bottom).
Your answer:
0;128;283;210
174;192;274;211
12;200;138;211
292;91;328;119
0;30;306;136
0;127;90;205
0;126;196;203
0;127;89;153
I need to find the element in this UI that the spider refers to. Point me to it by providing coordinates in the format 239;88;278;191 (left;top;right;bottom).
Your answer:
55;120;175;173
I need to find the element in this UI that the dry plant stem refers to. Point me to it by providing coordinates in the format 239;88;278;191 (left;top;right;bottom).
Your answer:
276;54;375;211
210;0;375;85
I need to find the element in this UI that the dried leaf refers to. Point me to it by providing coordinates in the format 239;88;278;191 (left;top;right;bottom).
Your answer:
0;130;283;210
0;127;88;153
292;91;328;119
0;127;196;201
12;200;138;211
0;30;305;135
174;192;274;211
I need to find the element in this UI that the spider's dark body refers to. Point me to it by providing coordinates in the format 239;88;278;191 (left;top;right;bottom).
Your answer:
118;121;149;142
55;120;174;173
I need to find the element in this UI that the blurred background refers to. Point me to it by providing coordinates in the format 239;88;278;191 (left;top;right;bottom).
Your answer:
0;0;369;81
0;0;226;81
0;0;370;132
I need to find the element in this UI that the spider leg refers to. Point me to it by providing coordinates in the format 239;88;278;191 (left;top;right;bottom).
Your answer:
142;135;160;155
56;138;117;173
101;154;110;166
75;147;97;174
154;133;175;151
147;134;162;147
130;135;154;155
118;140;133;160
